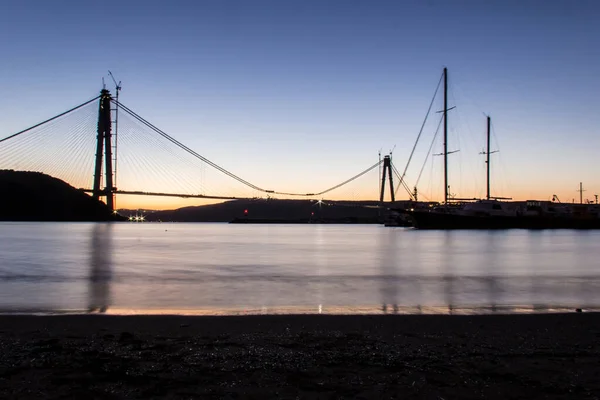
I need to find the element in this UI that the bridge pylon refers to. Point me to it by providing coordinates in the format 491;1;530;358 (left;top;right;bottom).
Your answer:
379;155;395;202
92;89;115;211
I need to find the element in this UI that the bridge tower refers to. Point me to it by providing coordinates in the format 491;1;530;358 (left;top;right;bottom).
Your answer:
92;89;115;211
379;155;395;202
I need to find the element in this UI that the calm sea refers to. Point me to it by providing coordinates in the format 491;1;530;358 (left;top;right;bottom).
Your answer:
1;222;599;315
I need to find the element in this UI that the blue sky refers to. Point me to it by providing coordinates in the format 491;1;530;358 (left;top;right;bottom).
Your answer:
1;0;599;207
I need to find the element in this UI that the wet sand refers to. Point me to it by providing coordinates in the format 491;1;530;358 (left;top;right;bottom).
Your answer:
0;313;599;399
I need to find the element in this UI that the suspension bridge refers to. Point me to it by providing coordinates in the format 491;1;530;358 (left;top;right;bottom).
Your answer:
0;88;422;211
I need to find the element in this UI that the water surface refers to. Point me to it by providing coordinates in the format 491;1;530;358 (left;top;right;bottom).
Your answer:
1;222;599;314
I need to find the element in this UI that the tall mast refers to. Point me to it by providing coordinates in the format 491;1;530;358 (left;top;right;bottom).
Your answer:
486;116;491;200
443;67;448;204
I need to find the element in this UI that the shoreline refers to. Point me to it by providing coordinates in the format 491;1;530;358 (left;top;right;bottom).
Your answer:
1;313;599;398
1;303;597;317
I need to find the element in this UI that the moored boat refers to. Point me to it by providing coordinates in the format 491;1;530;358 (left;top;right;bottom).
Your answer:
404;200;600;230
394;68;600;229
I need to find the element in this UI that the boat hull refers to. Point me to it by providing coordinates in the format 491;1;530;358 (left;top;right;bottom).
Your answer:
407;211;600;230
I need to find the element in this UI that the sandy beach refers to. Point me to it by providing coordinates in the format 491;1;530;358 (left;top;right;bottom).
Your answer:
0;313;599;399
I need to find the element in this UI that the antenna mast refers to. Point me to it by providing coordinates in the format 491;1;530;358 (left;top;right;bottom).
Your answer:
108;71;121;206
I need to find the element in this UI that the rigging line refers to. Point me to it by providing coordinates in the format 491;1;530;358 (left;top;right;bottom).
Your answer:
0;95;101;144
391;164;410;192
489;119;502;153
489;120;509;196
419;191;432;202
391;163;411;195
394;71;444;196
391;164;414;199
416;115;444;188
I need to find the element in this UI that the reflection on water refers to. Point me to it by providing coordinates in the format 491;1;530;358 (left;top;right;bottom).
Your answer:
443;232;456;313
0;223;600;314
88;224;113;313
379;229;398;314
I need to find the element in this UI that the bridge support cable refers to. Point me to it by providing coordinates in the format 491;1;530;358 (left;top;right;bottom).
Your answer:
114;100;268;192
119;131;212;198
0;95;101;144
45;121;92;185
0;99;99;189
2;107;91;171
114;99;383;198
272;160;383;197
116;110;223;197
394;72;444;197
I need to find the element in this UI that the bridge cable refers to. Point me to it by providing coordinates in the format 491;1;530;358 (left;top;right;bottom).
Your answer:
394;72;444;196
117;117;199;194
0;95;101;144
114;100;271;192
273;159;383;197
115;99;384;197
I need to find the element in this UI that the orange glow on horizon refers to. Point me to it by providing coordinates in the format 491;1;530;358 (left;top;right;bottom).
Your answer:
109;185;595;211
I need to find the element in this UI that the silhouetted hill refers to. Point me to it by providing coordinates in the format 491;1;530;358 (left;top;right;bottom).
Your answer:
144;199;410;223
0;170;121;221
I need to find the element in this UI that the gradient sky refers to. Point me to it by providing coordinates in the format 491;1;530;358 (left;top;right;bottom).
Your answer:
1;0;599;209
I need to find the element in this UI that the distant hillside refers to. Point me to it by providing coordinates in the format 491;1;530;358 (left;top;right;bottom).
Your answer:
0;170;122;221
143;199;410;223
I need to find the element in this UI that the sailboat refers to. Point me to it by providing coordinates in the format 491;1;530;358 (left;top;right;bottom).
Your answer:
403;69;600;229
